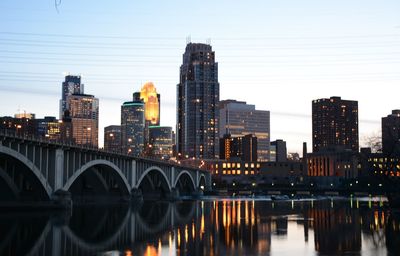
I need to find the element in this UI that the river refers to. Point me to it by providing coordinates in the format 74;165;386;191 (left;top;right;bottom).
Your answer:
0;197;398;256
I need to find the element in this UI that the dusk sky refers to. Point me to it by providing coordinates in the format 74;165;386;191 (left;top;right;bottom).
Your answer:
0;0;399;153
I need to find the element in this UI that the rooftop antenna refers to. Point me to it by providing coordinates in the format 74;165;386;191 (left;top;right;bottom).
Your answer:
186;35;191;44
206;38;211;45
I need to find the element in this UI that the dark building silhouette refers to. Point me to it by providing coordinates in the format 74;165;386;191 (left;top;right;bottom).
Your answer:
219;134;257;162
312;96;358;152
270;139;287;162
104;125;121;153
176;42;219;159
382;110;400;156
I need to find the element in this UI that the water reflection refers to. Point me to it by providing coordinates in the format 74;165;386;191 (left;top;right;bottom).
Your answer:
0;198;399;255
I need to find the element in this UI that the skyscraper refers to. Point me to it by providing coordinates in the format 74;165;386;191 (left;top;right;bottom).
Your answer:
121;101;145;156
133;82;160;126
312;96;358;152
382;110;400;156
219;100;270;161
177;43;220;159
60;75;84;119
104;125;121;153
67;94;99;147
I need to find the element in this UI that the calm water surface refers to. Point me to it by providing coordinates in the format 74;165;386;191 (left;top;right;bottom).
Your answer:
0;198;399;256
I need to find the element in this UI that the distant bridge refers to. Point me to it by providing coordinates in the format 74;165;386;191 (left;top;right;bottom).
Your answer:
0;131;211;202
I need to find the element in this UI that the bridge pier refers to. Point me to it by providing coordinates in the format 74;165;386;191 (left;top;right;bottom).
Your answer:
52;189;73;209
166;188;180;201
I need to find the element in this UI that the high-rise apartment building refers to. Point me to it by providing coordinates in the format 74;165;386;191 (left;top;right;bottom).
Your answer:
60;75;84;119
121;101;145;156
312;96;358;152
67;94;99;147
176;43;220;159
104;125;121;153
219;100;270;161
382;110;400;156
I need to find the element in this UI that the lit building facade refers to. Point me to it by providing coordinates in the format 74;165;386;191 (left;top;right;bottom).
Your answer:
219;100;270;161
121;101;145;156
60;75;84;119
133;82;160;126
148;126;173;158
67;94;99;147
36;116;61;141
177;43;220;159
104;125;121;153
307;147;359;178
219;134;257;162
312;96;358;153
382;110;400;156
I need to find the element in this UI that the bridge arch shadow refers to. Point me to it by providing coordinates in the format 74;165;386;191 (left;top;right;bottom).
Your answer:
63;160;131;201
136;167;171;200
0;145;52;201
174;170;196;196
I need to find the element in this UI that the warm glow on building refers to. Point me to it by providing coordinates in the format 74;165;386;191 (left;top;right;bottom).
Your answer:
140;82;160;125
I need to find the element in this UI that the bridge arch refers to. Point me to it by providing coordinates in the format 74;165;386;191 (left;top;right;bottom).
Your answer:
198;174;206;188
0;145;52;198
63;159;131;194
136;166;171;191
173;170;196;190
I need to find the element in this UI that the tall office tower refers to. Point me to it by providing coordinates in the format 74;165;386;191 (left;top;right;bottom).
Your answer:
60;75;84;119
312;96;358;152
121;101;145;156
148;126;173;158
133;82;161;126
104;125;121;153
219;100;270;161
177;43;220;159
270;139;287;162
382;110;400;156
67;94;99;147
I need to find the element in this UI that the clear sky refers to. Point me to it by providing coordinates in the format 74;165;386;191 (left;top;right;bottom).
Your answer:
0;0;399;153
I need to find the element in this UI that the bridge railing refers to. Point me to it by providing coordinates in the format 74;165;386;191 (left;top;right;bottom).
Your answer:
0;129;209;173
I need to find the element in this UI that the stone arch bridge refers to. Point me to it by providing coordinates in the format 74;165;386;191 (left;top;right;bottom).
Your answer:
0;132;211;202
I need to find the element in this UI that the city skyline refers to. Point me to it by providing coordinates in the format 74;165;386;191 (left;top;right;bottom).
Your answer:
0;1;399;153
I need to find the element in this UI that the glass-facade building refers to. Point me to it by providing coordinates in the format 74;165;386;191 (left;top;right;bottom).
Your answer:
177;43;220;159
121;101;145;156
149;126;173;158
219;100;270;162
60;75;84;119
104;125;121;153
67;94;99;147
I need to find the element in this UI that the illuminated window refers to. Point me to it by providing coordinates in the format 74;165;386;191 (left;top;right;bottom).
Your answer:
251;171;255;175
251;163;255;168
223;163;226;168
227;170;231;175
232;170;236;175
237;170;241;175
245;163;249;168
222;170;226;175
245;171;249;175
227;163;231;168
237;163;241;168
